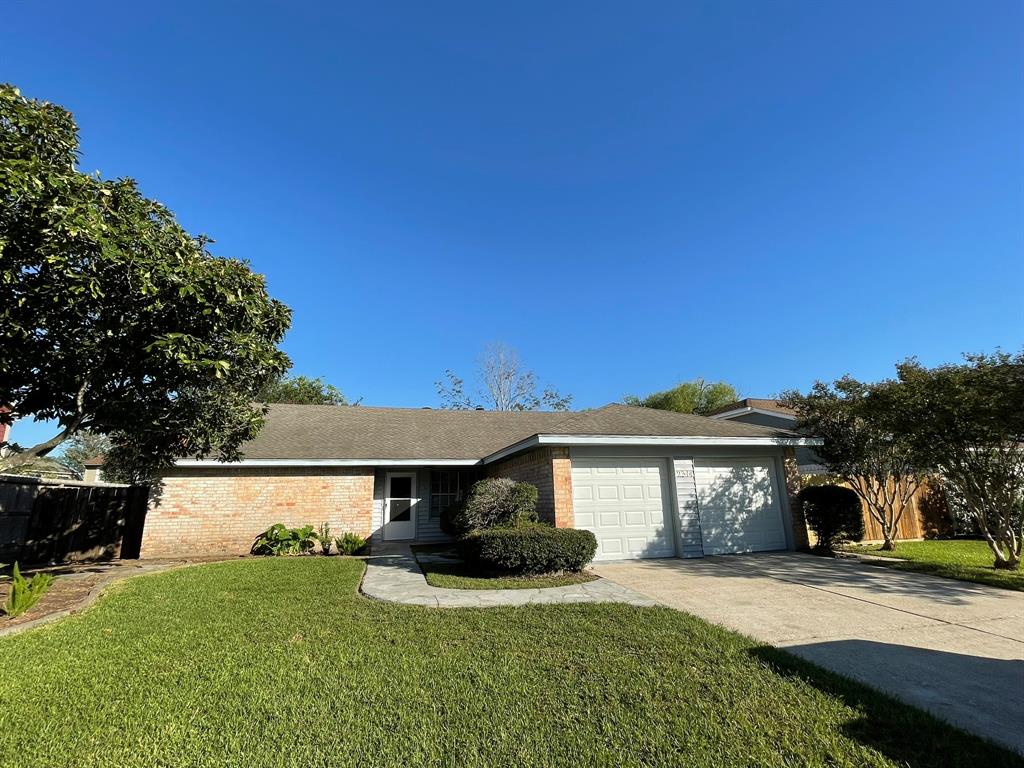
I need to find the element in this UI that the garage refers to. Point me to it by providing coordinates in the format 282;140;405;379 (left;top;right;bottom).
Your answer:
571;458;674;561
693;457;787;555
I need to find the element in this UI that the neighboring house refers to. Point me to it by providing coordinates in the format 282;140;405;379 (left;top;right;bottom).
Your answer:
83;456;106;484
707;398;824;473
142;403;819;560
2;456;79;481
709;398;941;541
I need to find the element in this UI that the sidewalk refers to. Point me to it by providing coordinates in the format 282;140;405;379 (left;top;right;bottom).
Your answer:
361;543;655;608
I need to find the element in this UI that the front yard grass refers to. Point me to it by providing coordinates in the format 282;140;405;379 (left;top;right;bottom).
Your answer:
0;558;1019;768
843;539;1024;591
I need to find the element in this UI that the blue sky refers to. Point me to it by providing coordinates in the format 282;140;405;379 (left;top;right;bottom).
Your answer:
4;1;1022;449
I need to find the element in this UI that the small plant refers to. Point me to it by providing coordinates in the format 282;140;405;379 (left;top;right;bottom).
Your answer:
799;485;865;553
317;522;333;555
2;563;55;618
335;532;367;556
251;524;317;556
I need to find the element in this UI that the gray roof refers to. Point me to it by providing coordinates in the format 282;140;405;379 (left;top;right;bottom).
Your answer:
239;403;799;461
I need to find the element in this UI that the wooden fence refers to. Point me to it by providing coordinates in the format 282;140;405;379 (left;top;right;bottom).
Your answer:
0;476;148;564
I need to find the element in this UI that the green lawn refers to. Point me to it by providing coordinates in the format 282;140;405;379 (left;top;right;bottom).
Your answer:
417;559;597;590
0;559;1019;767
844;540;1024;591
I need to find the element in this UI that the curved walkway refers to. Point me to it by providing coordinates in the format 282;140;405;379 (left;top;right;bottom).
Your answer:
361;544;655;608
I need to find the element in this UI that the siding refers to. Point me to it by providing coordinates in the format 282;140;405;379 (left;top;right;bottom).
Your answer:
371;468;452;544
671;458;704;557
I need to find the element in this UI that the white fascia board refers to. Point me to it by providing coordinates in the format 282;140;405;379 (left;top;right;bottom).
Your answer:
709;407;798;422
482;434;822;463
173;457;481;468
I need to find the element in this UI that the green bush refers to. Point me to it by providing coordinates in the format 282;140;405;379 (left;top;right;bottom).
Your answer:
251;524;317;556
335;532;367;556
798;485;865;552
317;523;333;555
452;478;539;535
465;523;597;575
2;563;55;618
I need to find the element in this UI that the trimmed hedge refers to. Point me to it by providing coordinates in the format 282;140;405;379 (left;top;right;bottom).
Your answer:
465;524;598;575
799;484;865;552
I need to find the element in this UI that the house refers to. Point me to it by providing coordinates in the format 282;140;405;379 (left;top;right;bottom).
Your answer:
83;456;106;484
707;398;824;473
141;403;820;560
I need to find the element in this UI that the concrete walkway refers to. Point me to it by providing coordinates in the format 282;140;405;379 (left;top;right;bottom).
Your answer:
594;552;1024;755
361;544;655;608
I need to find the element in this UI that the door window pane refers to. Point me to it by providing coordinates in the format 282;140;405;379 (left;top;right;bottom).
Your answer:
389;499;412;522
390;476;412;498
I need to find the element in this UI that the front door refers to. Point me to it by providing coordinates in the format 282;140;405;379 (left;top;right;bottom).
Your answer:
384;472;416;541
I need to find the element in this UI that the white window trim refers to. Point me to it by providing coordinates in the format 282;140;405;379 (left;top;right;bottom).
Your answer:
709;407;797;422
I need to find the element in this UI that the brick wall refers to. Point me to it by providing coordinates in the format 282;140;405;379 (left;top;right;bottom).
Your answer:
486;447;575;528
141;467;374;557
782;447;810;551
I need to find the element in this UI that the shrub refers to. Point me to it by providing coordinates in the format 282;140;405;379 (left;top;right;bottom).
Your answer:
251;524;317;556
317;523;333;555
799;485;865;552
335;532;367;556
2;563;55;618
453;478;539;535
465;523;597;575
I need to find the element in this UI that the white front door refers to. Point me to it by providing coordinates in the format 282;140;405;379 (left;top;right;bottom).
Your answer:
384;472;417;541
694;458;787;555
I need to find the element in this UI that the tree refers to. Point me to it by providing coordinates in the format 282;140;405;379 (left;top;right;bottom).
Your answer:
436;342;572;411
623;378;738;415
257;374;352;405
0;84;291;481
889;352;1024;570
782;377;924;551
60;431;112;475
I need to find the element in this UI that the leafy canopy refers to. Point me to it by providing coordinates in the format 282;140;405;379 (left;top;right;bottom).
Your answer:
624;378;738;415
888;351;1024;569
0;84;291;481
257;374;352;405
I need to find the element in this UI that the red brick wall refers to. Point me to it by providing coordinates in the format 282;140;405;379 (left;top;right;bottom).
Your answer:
141;467;374;557
486;447;575;528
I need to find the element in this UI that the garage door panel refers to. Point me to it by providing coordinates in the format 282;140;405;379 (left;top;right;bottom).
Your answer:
695;458;786;555
571;458;673;561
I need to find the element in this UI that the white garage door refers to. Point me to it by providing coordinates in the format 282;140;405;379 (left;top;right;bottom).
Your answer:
694;458;787;555
571;459;674;561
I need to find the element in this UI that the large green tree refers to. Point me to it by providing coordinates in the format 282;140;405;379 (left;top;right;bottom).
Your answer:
624;378;738;415
0;84;291;481
782;377;924;551
889;352;1024;570
59;431;112;475
257;374;352;405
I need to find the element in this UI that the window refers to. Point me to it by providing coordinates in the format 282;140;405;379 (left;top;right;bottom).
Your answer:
430;470;464;520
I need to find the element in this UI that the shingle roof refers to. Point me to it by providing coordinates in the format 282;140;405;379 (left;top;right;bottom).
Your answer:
705;398;797;417
237;403;799;461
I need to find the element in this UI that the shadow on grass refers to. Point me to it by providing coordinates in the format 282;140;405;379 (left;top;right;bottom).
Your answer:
749;644;1024;767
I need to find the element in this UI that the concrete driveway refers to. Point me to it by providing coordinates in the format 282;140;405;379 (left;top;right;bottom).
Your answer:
593;553;1024;755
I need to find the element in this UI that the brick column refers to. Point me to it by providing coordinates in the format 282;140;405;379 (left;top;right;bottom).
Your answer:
551;447;574;528
782;447;810;551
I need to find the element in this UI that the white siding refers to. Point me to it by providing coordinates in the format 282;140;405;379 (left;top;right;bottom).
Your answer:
671;458;704;558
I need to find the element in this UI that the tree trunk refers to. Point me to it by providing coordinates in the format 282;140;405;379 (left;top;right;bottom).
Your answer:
880;537;896;551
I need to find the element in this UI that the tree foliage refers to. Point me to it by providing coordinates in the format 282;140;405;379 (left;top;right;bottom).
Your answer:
782;377;924;550
59;431;112;475
0;84;291;481
257;374;352;405
436;342;571;411
888;351;1024;570
623;378;738;415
